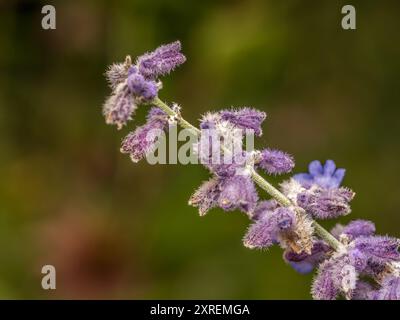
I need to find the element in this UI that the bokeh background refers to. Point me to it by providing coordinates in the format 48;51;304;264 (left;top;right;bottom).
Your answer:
0;0;399;299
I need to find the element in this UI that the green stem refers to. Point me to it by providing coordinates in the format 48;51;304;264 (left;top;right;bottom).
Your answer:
150;96;343;251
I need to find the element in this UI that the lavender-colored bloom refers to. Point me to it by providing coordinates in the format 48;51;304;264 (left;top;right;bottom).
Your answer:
103;83;136;129
137;41;186;79
120;107;168;162
331;220;376;240
375;276;400;300
127;72;158;101
284;241;330;274
312;255;358;300
311;259;340;300
257;148;295;175
218;175;258;213
354;235;400;265
105;60;131;90
219;108;266;137
189;177;222;216
294;160;346;189
297;187;354;219
244;207;296;249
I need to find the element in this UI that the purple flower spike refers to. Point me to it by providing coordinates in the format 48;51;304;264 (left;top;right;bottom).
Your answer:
294;160;346;189
348;248;368;272
127;72;158;101
375;276;400;300
219;108;266;137
297;187;355;219
284;241;330;274
137;41;186;79
218;175;258;213
354;235;400;264
257;148;295;175
120;107;168;162
331;220;376;240
243;213;276;249
189;177;222;216
103;83;136;129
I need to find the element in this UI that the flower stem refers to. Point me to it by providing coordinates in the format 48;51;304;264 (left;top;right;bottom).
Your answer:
150;96;343;251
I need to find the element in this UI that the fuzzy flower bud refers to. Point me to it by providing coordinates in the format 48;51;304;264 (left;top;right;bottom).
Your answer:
219;108;266;137
256;148;295;175
120;107;168;162
218;175;258;214
127;72;158;101
297;187;355;219
354;236;400;265
331;220;376;241
103;83;136;129
137;41;186;79
294;160;346;189
189;177;222;216
105;56;132;90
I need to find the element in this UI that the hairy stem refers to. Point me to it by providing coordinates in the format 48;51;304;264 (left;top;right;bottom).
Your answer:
151;96;343;251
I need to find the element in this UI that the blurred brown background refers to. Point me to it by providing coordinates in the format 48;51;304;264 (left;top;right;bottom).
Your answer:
0;0;399;299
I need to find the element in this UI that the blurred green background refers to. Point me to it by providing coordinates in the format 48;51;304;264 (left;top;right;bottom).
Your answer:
0;0;399;299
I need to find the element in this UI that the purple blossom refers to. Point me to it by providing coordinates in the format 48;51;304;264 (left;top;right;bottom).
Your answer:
375;276;400;300
219;108;266;137
218;175;258;213
284;241;330;274
120;107;168;162
311;259;340;300
256;148;295;175
331;220;376;240
297;187;354;219
137;41;186;79
103;83;136;129
105;62;130;89
243;207;296;249
354;235;400;264
312;255;358;300
127;72;158;101
189;177;222;216
294;160;346;189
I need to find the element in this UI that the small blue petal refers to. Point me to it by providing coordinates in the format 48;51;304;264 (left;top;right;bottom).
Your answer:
323;160;336;176
309;160;323;176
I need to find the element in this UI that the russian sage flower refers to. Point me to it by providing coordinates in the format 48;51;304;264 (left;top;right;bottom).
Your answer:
127;71;159;101
219;108;266;137
297;186;355;219
353;235;400;265
120;107;168;162
331;220;376;241
103;41;400;300
188;177;223;216
243;207;296;249
103;82;136;129
137;41;186;79
256;148;295;175
294;160;345;189
218;175;258;214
